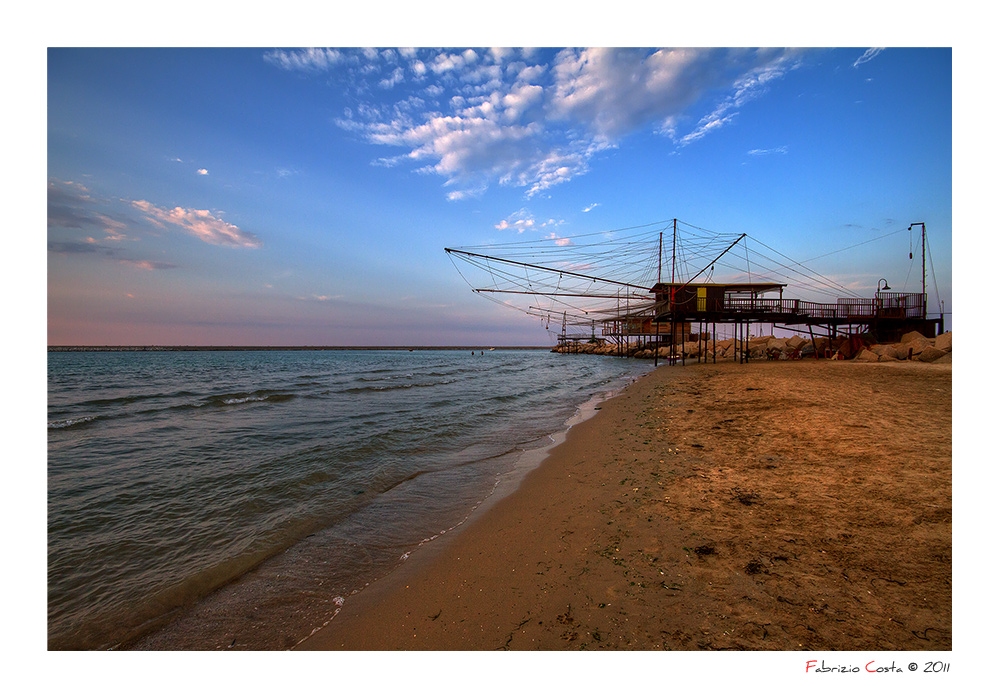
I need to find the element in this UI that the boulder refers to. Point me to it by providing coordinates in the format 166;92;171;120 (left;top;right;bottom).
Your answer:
899;331;933;356
854;348;879;362
786;335;808;351
894;335;932;359
877;352;902;362
900;330;930;345
933;352;952;364
888;344;913;360
934;331;952;352
918;346;947;363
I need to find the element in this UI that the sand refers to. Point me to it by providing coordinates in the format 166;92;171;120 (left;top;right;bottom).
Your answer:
297;359;951;651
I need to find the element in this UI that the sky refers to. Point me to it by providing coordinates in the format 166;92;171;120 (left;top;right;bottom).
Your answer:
46;46;953;346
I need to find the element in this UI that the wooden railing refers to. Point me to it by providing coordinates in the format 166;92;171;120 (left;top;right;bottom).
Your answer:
723;298;803;315
601;293;927;330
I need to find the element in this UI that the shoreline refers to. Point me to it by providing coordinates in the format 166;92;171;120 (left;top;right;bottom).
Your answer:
298;360;951;650
91;353;651;651
46;345;554;352
288;374;648;649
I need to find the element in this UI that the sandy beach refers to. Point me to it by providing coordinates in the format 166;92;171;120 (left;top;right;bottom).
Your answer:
298;359;951;651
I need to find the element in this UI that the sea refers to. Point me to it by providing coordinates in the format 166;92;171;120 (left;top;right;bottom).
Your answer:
47;348;653;650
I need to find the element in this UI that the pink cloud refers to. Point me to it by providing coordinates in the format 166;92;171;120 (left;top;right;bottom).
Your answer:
118;259;178;270
131;200;261;248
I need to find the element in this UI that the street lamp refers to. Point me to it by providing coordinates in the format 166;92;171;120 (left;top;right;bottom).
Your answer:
877;278;891;293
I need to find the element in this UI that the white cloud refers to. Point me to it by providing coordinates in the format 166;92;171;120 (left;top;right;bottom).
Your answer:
853;48;884;68
263;48;346;72
266;47;806;200
379;67;404;89
496;209;536;232
582;203;600;212
131;200;261;248
547;231;572;246
197;168;208;175
430;51;469;74
747;146;789;156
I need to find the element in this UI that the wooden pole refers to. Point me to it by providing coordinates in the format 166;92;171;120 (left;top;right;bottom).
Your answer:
737;319;742;364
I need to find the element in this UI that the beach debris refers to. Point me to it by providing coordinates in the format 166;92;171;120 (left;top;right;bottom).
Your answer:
730;486;762;506
744;559;767;575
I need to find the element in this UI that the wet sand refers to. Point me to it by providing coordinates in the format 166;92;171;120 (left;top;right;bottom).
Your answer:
298;360;951;651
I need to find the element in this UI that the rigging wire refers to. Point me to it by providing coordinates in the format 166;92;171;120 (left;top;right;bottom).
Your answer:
744;236;752;284
446;218;900;328
800;227;909;263
745;234;863;298
926;233;943;315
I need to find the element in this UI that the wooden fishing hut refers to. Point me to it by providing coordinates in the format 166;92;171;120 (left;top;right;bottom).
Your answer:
646;281;787;365
646;281;941;364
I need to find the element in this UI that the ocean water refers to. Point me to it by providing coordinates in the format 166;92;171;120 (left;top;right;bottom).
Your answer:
47;349;652;650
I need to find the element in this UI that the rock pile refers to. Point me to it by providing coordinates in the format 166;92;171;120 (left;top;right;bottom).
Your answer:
552;330;952;364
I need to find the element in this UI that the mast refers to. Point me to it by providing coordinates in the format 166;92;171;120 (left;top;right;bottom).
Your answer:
909;222;927;318
671;218;677;357
658;229;663;285
671;218;677;285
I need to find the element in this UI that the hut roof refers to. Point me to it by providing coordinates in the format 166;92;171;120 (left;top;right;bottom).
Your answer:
650;281;786;293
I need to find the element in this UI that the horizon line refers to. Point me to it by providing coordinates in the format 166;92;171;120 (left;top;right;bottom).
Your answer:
48;345;554;351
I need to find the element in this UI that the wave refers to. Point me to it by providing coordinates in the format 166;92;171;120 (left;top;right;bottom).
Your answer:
48;415;98;430
104;390;300;418
340;379;455;394
355;373;414;383
206;391;296;408
76;389;200;409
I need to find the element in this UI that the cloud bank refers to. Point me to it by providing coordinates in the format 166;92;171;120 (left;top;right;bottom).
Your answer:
49;180;262;250
265;47;806;200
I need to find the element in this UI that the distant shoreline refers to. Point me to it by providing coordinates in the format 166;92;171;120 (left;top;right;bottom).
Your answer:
47;346;553;352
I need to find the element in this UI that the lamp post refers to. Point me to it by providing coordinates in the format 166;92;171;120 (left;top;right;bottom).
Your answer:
875;279;891;323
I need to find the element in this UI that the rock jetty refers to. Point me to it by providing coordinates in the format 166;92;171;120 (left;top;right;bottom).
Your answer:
553;330;952;364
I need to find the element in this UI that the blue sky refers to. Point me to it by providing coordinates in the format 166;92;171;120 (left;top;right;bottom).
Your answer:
46;46;952;345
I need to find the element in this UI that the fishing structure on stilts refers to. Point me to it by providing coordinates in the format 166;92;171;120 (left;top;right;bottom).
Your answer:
445;218;945;364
